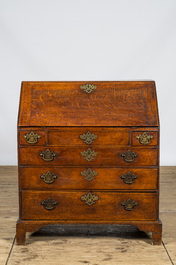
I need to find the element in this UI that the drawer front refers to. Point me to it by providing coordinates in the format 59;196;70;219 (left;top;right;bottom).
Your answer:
132;131;158;146
19;147;158;166
48;128;130;146
21;191;158;221
19;130;45;146
20;167;158;190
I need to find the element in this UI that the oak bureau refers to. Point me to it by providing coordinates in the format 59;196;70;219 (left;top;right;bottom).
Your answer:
16;81;162;245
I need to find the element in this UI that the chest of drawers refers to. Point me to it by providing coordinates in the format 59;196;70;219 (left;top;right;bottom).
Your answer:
16;81;162;245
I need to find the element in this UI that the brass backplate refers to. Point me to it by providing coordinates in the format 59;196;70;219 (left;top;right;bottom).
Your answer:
80;148;98;161
23;131;41;145
39;149;57;162
81;168;98;181
41;197;58;210
121;198;138;211
81;192;99;206
120;172;138;184
40;171;57;184
136;132;154;145
120;150;138;163
80;131;98;145
80;83;97;93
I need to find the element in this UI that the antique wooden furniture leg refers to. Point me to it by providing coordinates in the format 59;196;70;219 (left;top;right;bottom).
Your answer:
16;221;26;245
137;220;162;245
152;222;162;245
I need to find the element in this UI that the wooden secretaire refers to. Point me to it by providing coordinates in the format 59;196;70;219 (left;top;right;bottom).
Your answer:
16;81;162;245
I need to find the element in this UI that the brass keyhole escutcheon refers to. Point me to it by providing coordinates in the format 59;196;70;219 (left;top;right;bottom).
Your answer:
81;168;98;181
81;192;99;206
80;131;98;145
80;148;98;161
80;83;97;93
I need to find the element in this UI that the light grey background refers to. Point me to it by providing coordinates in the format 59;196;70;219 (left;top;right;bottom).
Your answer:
0;0;176;165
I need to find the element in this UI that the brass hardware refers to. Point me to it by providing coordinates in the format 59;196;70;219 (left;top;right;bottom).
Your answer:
41;197;58;210
136;132;154;145
120;150;138;163
40;171;57;184
23;131;41;145
80;83;97;93
39;149;57;162
80;148;98;161
81;168;98;182
80;131;98;145
121;198;138;211
120;172;138;185
81;192;99;206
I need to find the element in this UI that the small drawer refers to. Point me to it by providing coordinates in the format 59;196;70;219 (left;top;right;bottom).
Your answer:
132;131;158;146
19;147;158;166
21;191;158;221
20;167;158;190
48;127;130;146
19;130;45;146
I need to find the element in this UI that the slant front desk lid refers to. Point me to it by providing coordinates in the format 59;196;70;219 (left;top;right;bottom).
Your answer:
18;81;159;127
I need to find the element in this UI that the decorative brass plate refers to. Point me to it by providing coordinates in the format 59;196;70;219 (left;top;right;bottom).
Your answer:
39;149;57;162
121;198;138;211
41;197;58;210
81;192;99;206
80;83;97;93
80;148;98;161
136;132;154;145
80;131;98;145
23;131;41;145
81;168;98;181
120;172;138;184
40;171;57;184
120;150;138;163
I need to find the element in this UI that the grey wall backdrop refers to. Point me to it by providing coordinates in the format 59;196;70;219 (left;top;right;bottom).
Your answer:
0;0;176;165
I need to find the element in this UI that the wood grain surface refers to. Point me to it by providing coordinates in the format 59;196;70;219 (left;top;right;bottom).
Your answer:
21;191;158;221
18;81;159;127
19;146;158;166
47;127;130;146
20;167;158;190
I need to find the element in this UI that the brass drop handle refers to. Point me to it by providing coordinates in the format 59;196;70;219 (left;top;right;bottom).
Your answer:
80;148;98;161
40;171;57;184
81;192;99;206
120;172;138;184
80;131;98;145
120;150;138;163
121;198;138;211
136;132;153;145
41;198;58;210
39;149;57;162
23;131;41;145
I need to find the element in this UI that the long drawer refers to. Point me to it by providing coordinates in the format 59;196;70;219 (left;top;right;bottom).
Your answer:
21;191;158;221
19;147;158;166
20;167;158;190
